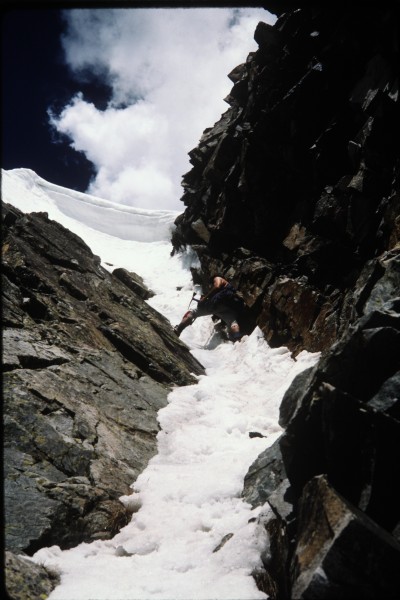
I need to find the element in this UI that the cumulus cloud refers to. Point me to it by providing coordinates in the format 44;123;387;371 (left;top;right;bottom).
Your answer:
50;7;275;209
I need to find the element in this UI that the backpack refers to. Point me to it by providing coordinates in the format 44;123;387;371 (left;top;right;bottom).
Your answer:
210;283;238;307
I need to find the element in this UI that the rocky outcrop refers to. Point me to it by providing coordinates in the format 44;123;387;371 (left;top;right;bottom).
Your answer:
172;4;399;356
243;298;400;597
5;551;60;600
2;202;204;595
171;3;400;597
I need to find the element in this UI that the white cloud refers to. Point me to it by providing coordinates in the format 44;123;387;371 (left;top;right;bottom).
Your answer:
52;7;275;210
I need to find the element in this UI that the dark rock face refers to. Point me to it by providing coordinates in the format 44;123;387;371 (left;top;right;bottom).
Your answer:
291;475;400;599
278;301;400;527
242;299;400;598
170;3;400;598
172;4;399;356
2;200;204;577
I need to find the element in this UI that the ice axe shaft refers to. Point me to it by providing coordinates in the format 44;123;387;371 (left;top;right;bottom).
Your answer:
188;292;197;309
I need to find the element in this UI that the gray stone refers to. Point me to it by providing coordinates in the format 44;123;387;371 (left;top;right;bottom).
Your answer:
112;267;154;300
368;371;400;419
5;551;60;600
364;254;400;315
242;437;287;508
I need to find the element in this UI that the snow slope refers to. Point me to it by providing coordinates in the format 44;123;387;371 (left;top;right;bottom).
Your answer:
3;168;320;599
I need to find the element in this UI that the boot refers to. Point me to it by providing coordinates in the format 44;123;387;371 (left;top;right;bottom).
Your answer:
174;312;194;336
174;324;184;336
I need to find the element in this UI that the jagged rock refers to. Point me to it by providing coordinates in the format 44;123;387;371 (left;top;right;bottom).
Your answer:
291;476;400;599
369;371;400;419
243;300;400;597
2;201;204;558
362;253;400;314
112;267;154;300
278;301;400;521
191;218;211;243
257;515;290;600
5;551;60;600
172;4;399;356
242;437;288;509
3;328;70;371
278;365;317;428
254;21;282;48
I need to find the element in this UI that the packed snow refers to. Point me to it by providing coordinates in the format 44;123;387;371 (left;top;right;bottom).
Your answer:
3;168;320;599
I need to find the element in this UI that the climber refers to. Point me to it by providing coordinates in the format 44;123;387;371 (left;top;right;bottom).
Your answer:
174;275;245;342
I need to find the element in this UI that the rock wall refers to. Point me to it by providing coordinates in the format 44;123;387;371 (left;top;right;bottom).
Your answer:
172;4;399;356
243;297;400;597
2;202;204;596
171;3;400;598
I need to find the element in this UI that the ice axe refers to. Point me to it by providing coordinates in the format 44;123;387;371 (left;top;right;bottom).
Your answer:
187;291;200;309
178;293;200;324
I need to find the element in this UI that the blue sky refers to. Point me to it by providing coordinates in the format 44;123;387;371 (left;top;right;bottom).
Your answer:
2;7;275;210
